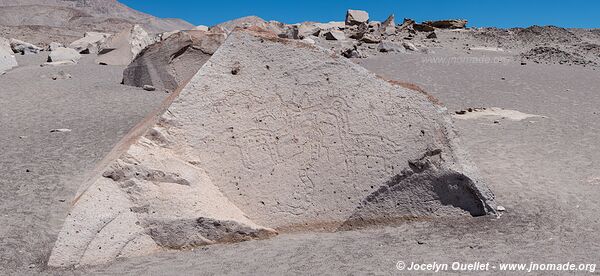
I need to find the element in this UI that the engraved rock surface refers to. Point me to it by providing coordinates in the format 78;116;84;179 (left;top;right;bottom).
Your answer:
49;28;496;267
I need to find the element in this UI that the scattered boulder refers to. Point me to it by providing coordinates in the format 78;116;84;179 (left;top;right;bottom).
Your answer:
361;33;381;44
297;22;321;39
263;20;288;36
51;71;72;80
346;23;369;39
48;42;65;51
47;47;81;64
10;38;42;55
315;21;345;31
324;30;346;41
341;42;365;58
413;23;435;32
426;32;438;39
160;30;180;40
142;85;156;91
193;25;209;31
69;32;112;54
302;37;316;45
210;16;267;34
345;9;369;26
397;18;415;32
423;19;468;29
378;41;405;53
368;21;381;29
402;42;419;51
0;37;17;74
41;61;77;67
96;25;157;66
49;28;496;267
380;14;396;35
123;30;226;92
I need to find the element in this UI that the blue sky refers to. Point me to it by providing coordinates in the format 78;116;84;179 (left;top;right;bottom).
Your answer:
120;0;600;29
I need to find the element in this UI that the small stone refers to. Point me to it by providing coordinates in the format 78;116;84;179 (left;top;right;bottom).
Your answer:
402;42;418;52
521;62;527;65
50;129;72;133
51;71;72;80
497;205;506;212
360;33;381;44
143;85;156;91
426;32;437;39
324;30;346;41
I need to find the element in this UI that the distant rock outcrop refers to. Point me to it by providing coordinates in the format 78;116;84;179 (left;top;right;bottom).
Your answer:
210;16;267;34
0;0;194;33
423;19;468;29
345;9;369;26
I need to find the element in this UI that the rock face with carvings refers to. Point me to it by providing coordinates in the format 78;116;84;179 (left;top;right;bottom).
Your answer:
48;28;496;268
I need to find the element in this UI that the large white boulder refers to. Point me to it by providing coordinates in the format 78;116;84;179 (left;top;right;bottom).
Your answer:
345;9;369;26
47;47;81;64
0;37;17;74
10;38;42;55
96;25;157;66
193;25;209;31
69;32;111;54
49;28;496;267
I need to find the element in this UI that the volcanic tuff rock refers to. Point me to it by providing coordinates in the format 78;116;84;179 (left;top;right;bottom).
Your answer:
69;32;111;54
424;19;468;29
9;38;42;54
96;25;157;66
47;47;81;64
0;37;16;73
49;28;496;267
123;30;226;92
210;16;268;34
345;9;370;26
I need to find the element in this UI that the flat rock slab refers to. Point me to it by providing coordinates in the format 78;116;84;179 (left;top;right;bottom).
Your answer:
49;28;496;267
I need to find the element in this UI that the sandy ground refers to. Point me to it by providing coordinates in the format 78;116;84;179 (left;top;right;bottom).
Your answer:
1;47;600;275
0;54;168;275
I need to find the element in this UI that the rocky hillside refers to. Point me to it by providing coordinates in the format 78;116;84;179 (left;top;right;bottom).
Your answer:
0;0;192;38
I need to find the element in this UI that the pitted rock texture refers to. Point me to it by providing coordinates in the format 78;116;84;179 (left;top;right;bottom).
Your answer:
49;28;496;267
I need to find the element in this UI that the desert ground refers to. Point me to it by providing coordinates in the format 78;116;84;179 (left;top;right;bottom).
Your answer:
1;1;599;275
